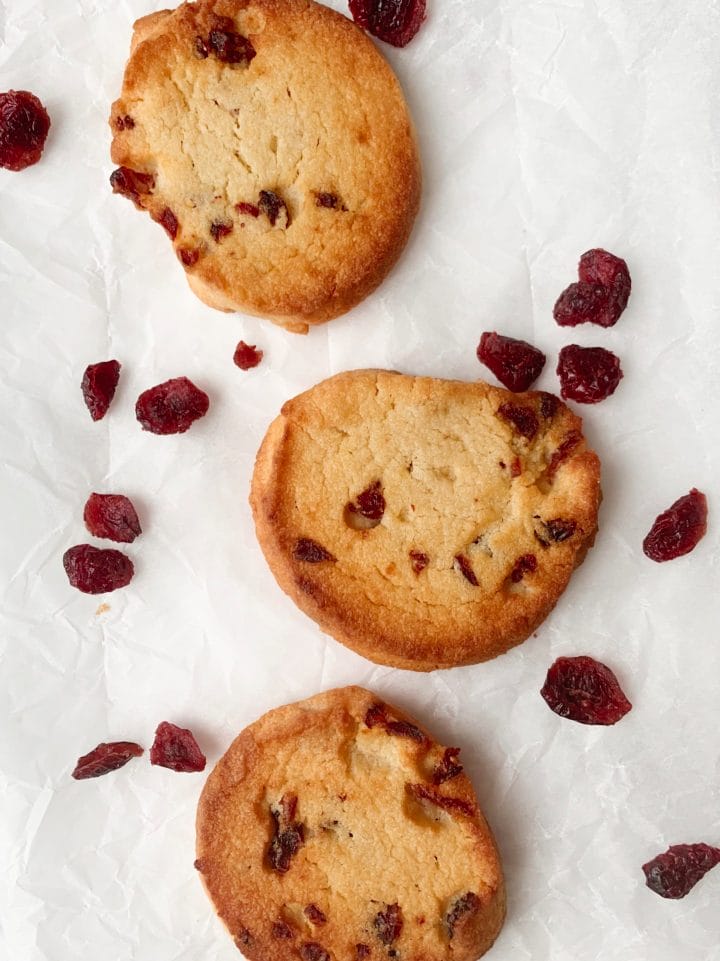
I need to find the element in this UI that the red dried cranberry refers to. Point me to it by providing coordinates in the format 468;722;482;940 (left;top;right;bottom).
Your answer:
541;655;632;725
272;922;293;940
236;201;260;217
84;493;141;544
268;794;305;873
642;843;720;899
235;929;253;948
304;905;327;925
539;392;560;419
409;549;429;574
293;538;335;563
114;114;135;130
373;904;402;945
348;481;385;521
477;332;546;392
110;166;155;208
154;207;179;240
578;248;631;325
510;553;537;583
497;402;539;440
510;457;522;478
445;893;480;939
0;90;51;171
349;0;426;47
385;720;425;742
207;29;256;64
149;721;206;772
454;554;478;586
557;345;623;404
259;189;290;227
72;741;143;779
315;192;340;209
300;944;329;961
546;430;581;477
544;518;577;542
135;377;209;434
407;783;475;817
234;340;264;370
553;283;612;327
642;489;708;562
210;219;233;242
356;945;370;960
63;544;134;594
365;703;388;728
178;247;200;268
82;360;121;421
432;747;463;785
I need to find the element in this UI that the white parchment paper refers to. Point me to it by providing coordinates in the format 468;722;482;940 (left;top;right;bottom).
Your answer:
1;1;719;958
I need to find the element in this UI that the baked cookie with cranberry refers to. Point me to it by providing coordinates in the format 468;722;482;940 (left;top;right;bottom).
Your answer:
195;686;505;961
250;370;601;671
109;0;420;333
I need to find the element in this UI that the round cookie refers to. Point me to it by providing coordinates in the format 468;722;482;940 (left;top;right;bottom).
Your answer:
195;686;505;961
250;370;601;671
109;0;421;333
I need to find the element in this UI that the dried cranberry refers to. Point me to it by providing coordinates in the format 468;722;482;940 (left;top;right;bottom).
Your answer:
454;554;479;586
432;747;463;785
114;114;135;130
409;549;429;574
578;248;631;325
293;538;335;563
373;904;402;945
207;29;256;64
300;944;329;961
149;721;206;772
135;377;209;434
510;553;537;583
445;893;480;939
110;166;155;207
539;392;560;419
63;544;134;594
544;519;577;542
364;703;388;728
272;922;293;940
82;359;121;421
356;945;370;960
236;201;260;217
557;345;623;404
407;783;475;817
83;493;141;543
304;905;327;925
642;489;708;562
642;843;720;899
546;430;581;477
154;207;179;240
315;192;341;209
233;341;264;370
0;90;51;171
268;794;305;873
553;283;612;328
347;481;385;521
235;929;253;948
349;0;426;47
385;720;425;742
210;219;233;242
510;457;522;478
72;741;143;779
541;655;632;725
178;247;201;267
497;402;539;440
477;332;546;392
259;189;291;227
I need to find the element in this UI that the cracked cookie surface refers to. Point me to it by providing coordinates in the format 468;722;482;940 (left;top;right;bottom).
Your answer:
250;370;601;670
110;0;420;332
196;686;505;961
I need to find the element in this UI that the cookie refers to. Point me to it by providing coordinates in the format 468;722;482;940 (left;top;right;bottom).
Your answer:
109;0;421;333
250;370;601;671
195;686;505;961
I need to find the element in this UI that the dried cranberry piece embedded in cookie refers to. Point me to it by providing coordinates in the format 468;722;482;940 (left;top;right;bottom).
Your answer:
258;189;291;227
496;402;539;440
72;740;143;779
63;544;134;594
477;332;546;392
556;345;623;403
207;28;256;65
445;892;481;939
373;904;403;945
541;655;632;725
81;359;121;421
267;793;305;873
293;538;335;563
349;0;427;47
154;207;179;239
346;481;385;528
0;90;51;171
135;377;209;434
642;488;707;562
150;721;206;772
84;493;142;543
110;165;155;207
642;843;720;899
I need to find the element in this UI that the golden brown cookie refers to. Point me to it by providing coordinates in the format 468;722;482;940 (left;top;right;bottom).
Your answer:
250;370;601;670
109;0;421;333
195;686;505;961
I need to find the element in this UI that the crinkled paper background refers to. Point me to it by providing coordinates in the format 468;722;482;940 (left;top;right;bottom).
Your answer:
1;0;719;958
